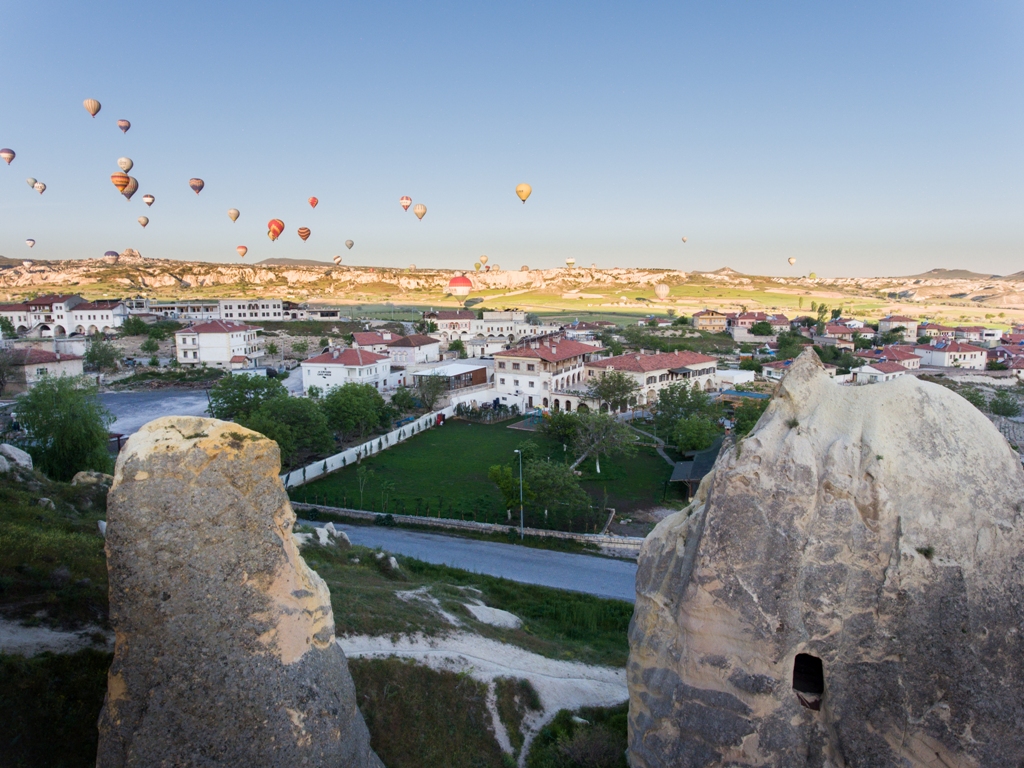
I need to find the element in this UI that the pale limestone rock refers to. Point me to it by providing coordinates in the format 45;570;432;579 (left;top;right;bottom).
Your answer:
71;469;113;486
0;444;32;470
96;416;382;767
629;350;1024;768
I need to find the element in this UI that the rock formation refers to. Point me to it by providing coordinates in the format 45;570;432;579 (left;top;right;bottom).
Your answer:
629;350;1024;767
96;416;383;767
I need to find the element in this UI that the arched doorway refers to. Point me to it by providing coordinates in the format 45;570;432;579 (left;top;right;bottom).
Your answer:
553;400;560;412
599;402;608;413
542;398;548;407
577;403;590;413
53;325;66;338
565;401;572;412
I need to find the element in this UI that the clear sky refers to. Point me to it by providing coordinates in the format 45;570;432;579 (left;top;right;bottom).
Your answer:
1;1;1023;276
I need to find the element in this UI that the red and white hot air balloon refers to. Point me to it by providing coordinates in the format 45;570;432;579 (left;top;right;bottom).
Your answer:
297;227;311;242
400;196;412;211
237;246;248;258
142;194;155;206
308;197;318;208
188;178;204;195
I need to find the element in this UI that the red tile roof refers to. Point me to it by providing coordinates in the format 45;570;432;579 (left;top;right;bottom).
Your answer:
303;348;388;366
230;355;248;363
177;320;261;334
10;348;82;365
387;334;439;348
588;349;717;373
859;361;907;374
881;315;916;323
825;325;857;335
26;294;78;306
1001;334;1024;345
353;331;401;346
74;300;123;311
914;341;986;354
496;338;601;363
0;303;29;312
855;346;918;362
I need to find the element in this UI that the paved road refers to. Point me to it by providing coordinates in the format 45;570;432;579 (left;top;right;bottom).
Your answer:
101;372;303;436
306;522;639;603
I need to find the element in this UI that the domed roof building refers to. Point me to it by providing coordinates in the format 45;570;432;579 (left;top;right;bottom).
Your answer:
447;274;472;297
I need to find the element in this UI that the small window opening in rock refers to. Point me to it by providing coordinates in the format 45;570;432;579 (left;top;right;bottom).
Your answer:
793;654;824;694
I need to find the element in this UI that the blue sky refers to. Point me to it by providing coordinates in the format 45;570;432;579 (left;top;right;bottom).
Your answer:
1;1;1022;276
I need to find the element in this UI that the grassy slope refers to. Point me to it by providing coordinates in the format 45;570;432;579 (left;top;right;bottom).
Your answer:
292;420;673;523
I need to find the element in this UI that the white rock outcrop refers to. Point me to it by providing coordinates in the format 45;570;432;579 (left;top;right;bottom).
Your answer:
0;444;32;470
629;350;1024;767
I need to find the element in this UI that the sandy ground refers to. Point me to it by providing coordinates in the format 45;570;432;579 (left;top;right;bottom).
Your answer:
0;618;112;656
339;631;627;765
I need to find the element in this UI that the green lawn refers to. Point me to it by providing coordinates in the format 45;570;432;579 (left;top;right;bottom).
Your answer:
291;419;673;523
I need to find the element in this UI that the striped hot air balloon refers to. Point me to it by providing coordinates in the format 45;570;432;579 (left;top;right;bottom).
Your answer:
25;239;35;248
122;177;138;200
297;227;311;242
104;251;119;258
143;194;155;206
117;119;130;133
189;178;204;195
118;157;133;172
0;149;14;165
413;204;427;220
308;197;318;208
267;219;285;241
111;172;129;192
138;216;149;228
333;255;342;265
400;196;412;211
83;99;101;117
237;246;248;258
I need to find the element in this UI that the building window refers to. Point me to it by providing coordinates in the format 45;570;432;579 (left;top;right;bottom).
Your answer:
512;363;520;370
647;376;657;385
527;364;535;371
513;379;519;386
528;381;535;388
499;378;505;384
498;362;506;369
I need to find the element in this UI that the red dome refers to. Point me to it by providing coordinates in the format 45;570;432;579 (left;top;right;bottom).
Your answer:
448;275;472;287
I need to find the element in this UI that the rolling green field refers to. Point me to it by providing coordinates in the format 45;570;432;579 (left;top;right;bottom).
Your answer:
290;419;675;523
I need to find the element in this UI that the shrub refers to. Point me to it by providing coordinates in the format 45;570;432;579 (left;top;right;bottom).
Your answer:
989;391;1021;417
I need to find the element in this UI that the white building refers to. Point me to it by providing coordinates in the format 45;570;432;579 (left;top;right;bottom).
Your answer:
386;334;442;365
850;361;908;385
493;337;604;412
174;320;264;370
219;299;284;321
878;315;918;341
425;309;560;346
0;294;125;338
300;348;400;393
912;341;986;370
352;331;402;354
69;300;129;335
5;348;85;394
584;350;719;409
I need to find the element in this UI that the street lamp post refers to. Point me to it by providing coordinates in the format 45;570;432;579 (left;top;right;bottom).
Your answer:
513;449;524;540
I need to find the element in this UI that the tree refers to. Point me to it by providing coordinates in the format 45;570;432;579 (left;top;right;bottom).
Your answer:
854;334;874;350
587;370;640;412
739;358;763;373
390;387;417;412
0;348;12;395
0;317;15;339
879;327;906;345
321;382;386;440
776;331;811;360
356;466;374;508
674;416;719;453
207;375;288;421
120;316;149;336
525;313;541;325
522;459;592;530
567;412;637;472
240;396;333;465
958;387;986;410
291;341;309;358
989;391;1022;417
140;337;159;354
749;321;774;336
598;331;623;356
653;383;720;436
488;463;527;512
417;374;447;411
84;334;123;372
733;398;770;437
815;304;830;335
266;342;279;360
448;339;467;359
542;411;580;446
15;375;113;480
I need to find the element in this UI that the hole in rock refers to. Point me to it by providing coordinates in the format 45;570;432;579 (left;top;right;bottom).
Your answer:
793;654;824;694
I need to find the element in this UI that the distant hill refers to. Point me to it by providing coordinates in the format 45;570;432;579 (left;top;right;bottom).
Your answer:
255;257;334;267
903;268;1000;280
0;256;25;267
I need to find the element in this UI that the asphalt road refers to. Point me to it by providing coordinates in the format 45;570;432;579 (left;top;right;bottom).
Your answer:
101;372;303;436
307;522;639;603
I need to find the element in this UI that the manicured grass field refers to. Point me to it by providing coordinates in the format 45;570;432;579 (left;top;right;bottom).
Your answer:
291;419;674;522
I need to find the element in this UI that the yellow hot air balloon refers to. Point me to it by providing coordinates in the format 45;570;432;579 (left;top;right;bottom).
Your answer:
413;203;427;220
228;209;240;222
83;99;101;117
516;183;532;203
479;255;488;265
565;257;575;268
474;262;482;272
137;216;149;228
788;257;796;266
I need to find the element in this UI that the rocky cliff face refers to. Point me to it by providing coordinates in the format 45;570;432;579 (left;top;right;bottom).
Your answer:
628;350;1024;767
96;417;382;767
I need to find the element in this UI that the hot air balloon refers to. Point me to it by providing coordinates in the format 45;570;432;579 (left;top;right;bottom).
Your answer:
189;178;204;195
516;183;532;203
117;119;130;133
345;240;354;250
654;283;670;300
479;255;488;265
448;275;472;296
474;262;481;272
400;196;412;211
26;177;36;188
83;99;101;117
521;265;529;272
143;194;154;206
681;237;688;243
111;172;129;192
22;260;33;267
0;149;14;165
788;257;796;266
122;177;138;200
117;157;133;172
297;227;311;242
308;197;318;208
33;182;45;195
228;208;240;222
565;257;575;268
333;255;342;265
413;203;427;220
104;251;118;258
267;219;285;241
137;216;149;228
409;264;416;271
25;239;35;248
236;246;248;258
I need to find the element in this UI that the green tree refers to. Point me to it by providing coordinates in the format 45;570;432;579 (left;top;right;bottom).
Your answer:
542;411;580;446
525;313;541;325
598;331;624;356
0;316;15;339
776;331;811;360
291;341;309;358
879;327;906;345
356;466;375;508
815;304;830;335
749;321;773;336
84;334;123;372
15;375;113;480
417;374;447;411
448;339;467;358
958;387;986;410
240;396;333;465
587;370;640;412
522;459;592;530
488;463;526;513
733;398;770;437
207;375;288;421
322;382;387;440
674;416;720;452
568;412;637;473
653;383;720;436
390;387;417;412
140;337;159;354
739;358;763;373
853;333;874;350
266;342;279;360
989;391;1022;417
120;316;149;336
0;348;13;395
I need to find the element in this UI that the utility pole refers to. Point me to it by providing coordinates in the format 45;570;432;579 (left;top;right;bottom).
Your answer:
513;448;524;540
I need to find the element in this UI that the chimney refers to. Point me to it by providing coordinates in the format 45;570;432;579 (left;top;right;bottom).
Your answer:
332;348;339;359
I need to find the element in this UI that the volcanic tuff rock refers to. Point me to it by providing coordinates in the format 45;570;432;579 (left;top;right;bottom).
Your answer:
96;417;382;768
628;350;1024;768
